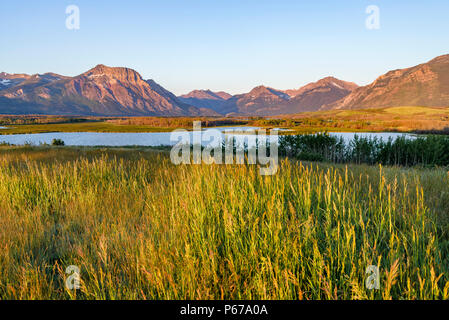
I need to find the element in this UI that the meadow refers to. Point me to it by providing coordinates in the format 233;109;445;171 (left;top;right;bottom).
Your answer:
280;106;449;134
0;116;250;135
2;106;449;135
0;146;448;299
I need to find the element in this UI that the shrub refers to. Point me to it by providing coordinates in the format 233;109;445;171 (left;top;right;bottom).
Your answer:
51;138;65;146
279;133;449;167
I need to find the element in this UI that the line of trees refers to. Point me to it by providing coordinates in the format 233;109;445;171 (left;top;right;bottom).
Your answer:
279;133;449;167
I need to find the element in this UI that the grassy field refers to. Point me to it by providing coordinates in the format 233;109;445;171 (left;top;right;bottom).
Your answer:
281;106;449;134
2;106;449;135
0;116;252;135
0;121;176;134
0;146;448;299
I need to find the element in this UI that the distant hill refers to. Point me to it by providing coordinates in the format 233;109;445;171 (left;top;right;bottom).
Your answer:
283;77;358;113
178;90;232;113
323;54;449;110
221;86;290;116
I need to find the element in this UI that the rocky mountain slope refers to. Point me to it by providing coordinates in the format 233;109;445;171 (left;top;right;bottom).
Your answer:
323;54;449;110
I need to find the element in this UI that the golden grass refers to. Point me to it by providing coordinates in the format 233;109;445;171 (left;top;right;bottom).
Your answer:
383;106;449;116
2;106;449;136
283;106;449;134
0;147;449;299
0;116;251;135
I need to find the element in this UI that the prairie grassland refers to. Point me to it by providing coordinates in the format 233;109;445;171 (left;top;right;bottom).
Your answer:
0;121;176;135
0;147;448;300
285;106;449;134
3;106;449;135
0;116;250;135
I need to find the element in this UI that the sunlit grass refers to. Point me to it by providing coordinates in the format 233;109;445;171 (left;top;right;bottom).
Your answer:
383;106;449;116
2;106;449;136
0;122;176;135
286;106;449;134
0;147;448;299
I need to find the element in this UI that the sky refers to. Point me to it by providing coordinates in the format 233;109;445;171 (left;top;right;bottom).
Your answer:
1;0;449;95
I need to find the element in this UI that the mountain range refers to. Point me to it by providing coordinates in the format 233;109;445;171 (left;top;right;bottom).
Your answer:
219;77;359;116
1;54;449;116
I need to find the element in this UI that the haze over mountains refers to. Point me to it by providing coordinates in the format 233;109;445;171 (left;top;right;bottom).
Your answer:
1;54;449;117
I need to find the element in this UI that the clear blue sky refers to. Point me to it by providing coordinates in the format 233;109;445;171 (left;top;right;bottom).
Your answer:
1;0;448;95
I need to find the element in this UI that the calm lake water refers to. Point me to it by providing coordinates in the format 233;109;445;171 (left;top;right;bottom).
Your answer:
0;127;414;147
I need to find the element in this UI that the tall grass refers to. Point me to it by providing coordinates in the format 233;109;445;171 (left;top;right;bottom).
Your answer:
0;147;448;299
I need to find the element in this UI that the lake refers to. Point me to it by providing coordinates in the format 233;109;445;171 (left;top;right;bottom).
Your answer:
0;127;414;147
